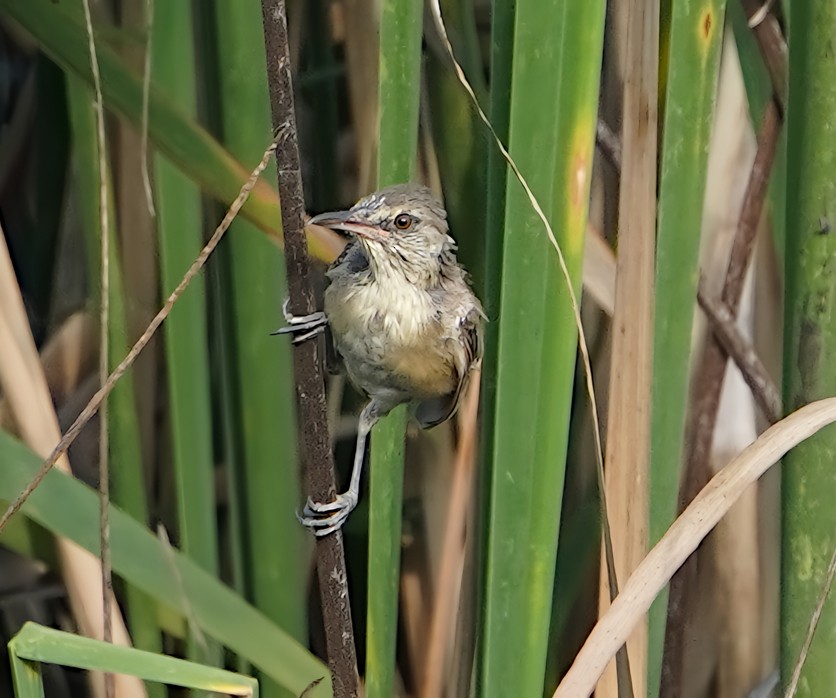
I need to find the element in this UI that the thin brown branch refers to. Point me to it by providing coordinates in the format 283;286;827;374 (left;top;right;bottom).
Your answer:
259;2;359;697
697;287;781;423
0;138;279;535
662;97;782;694
681;98;780;512
740;0;787;110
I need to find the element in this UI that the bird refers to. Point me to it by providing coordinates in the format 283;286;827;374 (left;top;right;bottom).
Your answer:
277;183;484;536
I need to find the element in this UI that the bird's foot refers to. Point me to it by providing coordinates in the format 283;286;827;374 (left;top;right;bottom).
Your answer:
272;299;327;344
298;491;359;537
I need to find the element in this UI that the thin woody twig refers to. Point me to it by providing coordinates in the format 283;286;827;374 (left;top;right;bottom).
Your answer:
740;0;787;110
747;0;775;29
678;98;780;515
0;138;279;535
259;2;359;697
697;287;781;423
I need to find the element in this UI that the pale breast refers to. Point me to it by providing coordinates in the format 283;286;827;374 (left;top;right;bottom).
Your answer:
324;279;457;399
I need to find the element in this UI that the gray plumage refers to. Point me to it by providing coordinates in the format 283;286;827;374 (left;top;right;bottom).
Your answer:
288;183;484;535
324;183;484;426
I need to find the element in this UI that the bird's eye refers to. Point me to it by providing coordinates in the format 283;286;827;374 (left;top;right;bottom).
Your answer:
394;213;413;230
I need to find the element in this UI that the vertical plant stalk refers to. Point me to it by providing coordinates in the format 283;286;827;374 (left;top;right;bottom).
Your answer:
599;1;659;696
662;99;780;693
67;73;162;697
365;2;422;696
79;2;113;694
786;543;836;696
140;0;155;218
212;0;308;682
259;3;359;697
648;0;727;692
476;3;514;692
424;0;489;292
449;0;607;692
781;0;836;693
152;0;220;668
341;0;380;192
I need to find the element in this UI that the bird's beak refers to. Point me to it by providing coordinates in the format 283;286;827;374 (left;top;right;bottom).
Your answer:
308;210;387;240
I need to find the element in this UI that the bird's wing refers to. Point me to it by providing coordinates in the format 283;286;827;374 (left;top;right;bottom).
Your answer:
323;323;342;376
414;304;483;429
327;239;370;278
460;303;484;371
324;241;370;374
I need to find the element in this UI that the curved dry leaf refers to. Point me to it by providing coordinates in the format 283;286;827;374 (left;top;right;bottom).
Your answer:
555;397;836;697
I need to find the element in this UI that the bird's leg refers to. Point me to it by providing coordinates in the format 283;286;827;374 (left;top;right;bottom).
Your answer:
272;298;327;344
299;401;380;536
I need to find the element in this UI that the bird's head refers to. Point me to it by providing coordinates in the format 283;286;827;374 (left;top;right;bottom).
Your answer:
309;183;456;283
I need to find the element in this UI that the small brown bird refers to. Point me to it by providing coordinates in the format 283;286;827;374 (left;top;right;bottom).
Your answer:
279;183;484;536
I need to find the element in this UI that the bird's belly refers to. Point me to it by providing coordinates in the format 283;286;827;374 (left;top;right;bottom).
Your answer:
325;283;456;399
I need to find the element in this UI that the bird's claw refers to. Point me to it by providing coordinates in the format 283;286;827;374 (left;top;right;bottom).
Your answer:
272;299;328;344
298;492;358;537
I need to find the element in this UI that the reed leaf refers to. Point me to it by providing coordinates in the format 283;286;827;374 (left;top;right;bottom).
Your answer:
478;1;605;695
151;0;220;668
0;431;329;697
781;1;836;693
65;74;163;674
648;1;727;692
211;0;308;671
365;0;423;695
9;623;258;696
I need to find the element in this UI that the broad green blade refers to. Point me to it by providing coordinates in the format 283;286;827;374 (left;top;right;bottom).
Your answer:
9;622;258;696
479;1;605;696
66;74;163;674
9;636;44;698
211;3;307;693
472;2;516;689
781;2;836;694
365;1;423;696
425;0;488;293
152;0;220;667
0;431;330;697
648;1;727;693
